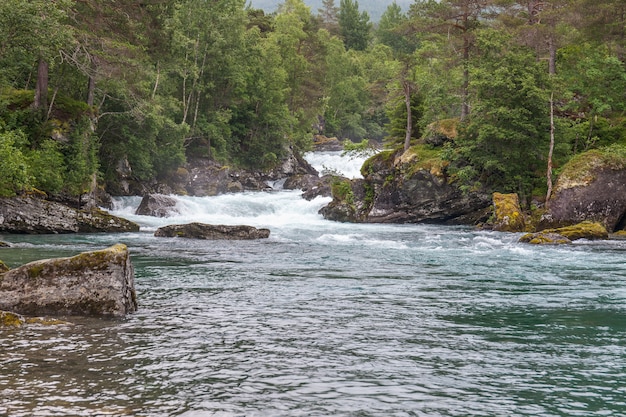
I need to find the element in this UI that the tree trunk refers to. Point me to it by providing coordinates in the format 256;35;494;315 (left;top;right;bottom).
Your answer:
403;80;412;152
33;58;49;111
460;35;470;121
546;91;555;204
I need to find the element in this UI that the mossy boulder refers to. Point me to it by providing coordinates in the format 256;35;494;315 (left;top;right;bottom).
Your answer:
0;241;10;247
521;221;608;244
492;193;526;232
0;260;8;273
541;146;626;231
519;232;572;245
542;221;609;241
0;244;137;317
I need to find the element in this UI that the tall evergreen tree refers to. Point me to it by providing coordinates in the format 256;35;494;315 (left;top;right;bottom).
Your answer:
338;0;371;51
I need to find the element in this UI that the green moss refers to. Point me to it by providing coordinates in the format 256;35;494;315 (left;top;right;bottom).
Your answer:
405;145;448;177
519;232;572;245
558;145;626;189
542;221;608;241
361;150;394;177
0;311;25;327
0;260;8;273
492;192;525;232
27;263;45;279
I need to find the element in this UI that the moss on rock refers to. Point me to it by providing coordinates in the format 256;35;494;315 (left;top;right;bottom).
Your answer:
0;260;8;273
492;192;526;232
519;232;572;245
0;310;25;327
542;221;608;241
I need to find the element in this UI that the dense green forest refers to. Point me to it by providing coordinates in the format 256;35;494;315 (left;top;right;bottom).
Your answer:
0;0;625;202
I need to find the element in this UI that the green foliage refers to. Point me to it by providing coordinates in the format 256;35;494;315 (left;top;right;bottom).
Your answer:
339;0;372;51
453;29;550;199
0;129;32;196
330;177;354;204
27;140;65;193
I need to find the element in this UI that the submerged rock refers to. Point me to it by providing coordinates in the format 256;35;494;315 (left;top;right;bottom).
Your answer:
0;310;71;327
0;197;139;234
519;232;572;245
0;244;137;317
135;193;179;217
0;260;8;273
154;223;270;240
0;241;10;247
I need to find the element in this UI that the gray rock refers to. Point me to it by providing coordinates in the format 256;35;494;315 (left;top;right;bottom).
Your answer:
0;197;139;234
0;244;137;317
542;166;626;232
135;194;179;217
154;223;270;240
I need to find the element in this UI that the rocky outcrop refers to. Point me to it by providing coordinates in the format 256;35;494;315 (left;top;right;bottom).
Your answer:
313;135;344;151
520;221;608;244
540;149;626;232
135;194;179;217
0;244;137;317
492;192;526;232
0;197;139;234
107;147;319;197
154;223;270;240
320;147;491;224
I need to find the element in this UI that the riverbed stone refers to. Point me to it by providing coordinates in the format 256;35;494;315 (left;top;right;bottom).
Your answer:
0;244;137;317
135;193;179;217
154;223;270;240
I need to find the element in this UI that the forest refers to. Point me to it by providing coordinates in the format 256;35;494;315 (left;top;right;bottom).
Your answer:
0;0;625;204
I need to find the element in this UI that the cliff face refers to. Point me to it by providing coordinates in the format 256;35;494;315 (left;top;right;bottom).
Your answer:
320;147;491;224
541;149;626;232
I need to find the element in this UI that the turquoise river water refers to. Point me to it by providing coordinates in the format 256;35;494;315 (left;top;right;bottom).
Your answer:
0;152;625;417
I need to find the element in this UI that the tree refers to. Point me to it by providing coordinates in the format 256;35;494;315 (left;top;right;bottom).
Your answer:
410;0;493;120
318;0;340;35
339;0;372;51
454;29;550;201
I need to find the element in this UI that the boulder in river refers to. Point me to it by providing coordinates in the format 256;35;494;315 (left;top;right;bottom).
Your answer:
135;193;179;217
520;221;608;244
154;223;270;240
0;196;139;234
540;148;626;231
0;244;137;317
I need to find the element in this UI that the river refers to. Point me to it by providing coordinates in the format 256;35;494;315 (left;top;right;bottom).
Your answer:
1;152;625;417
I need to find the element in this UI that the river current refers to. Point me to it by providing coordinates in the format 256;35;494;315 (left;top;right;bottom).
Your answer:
1;152;625;417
